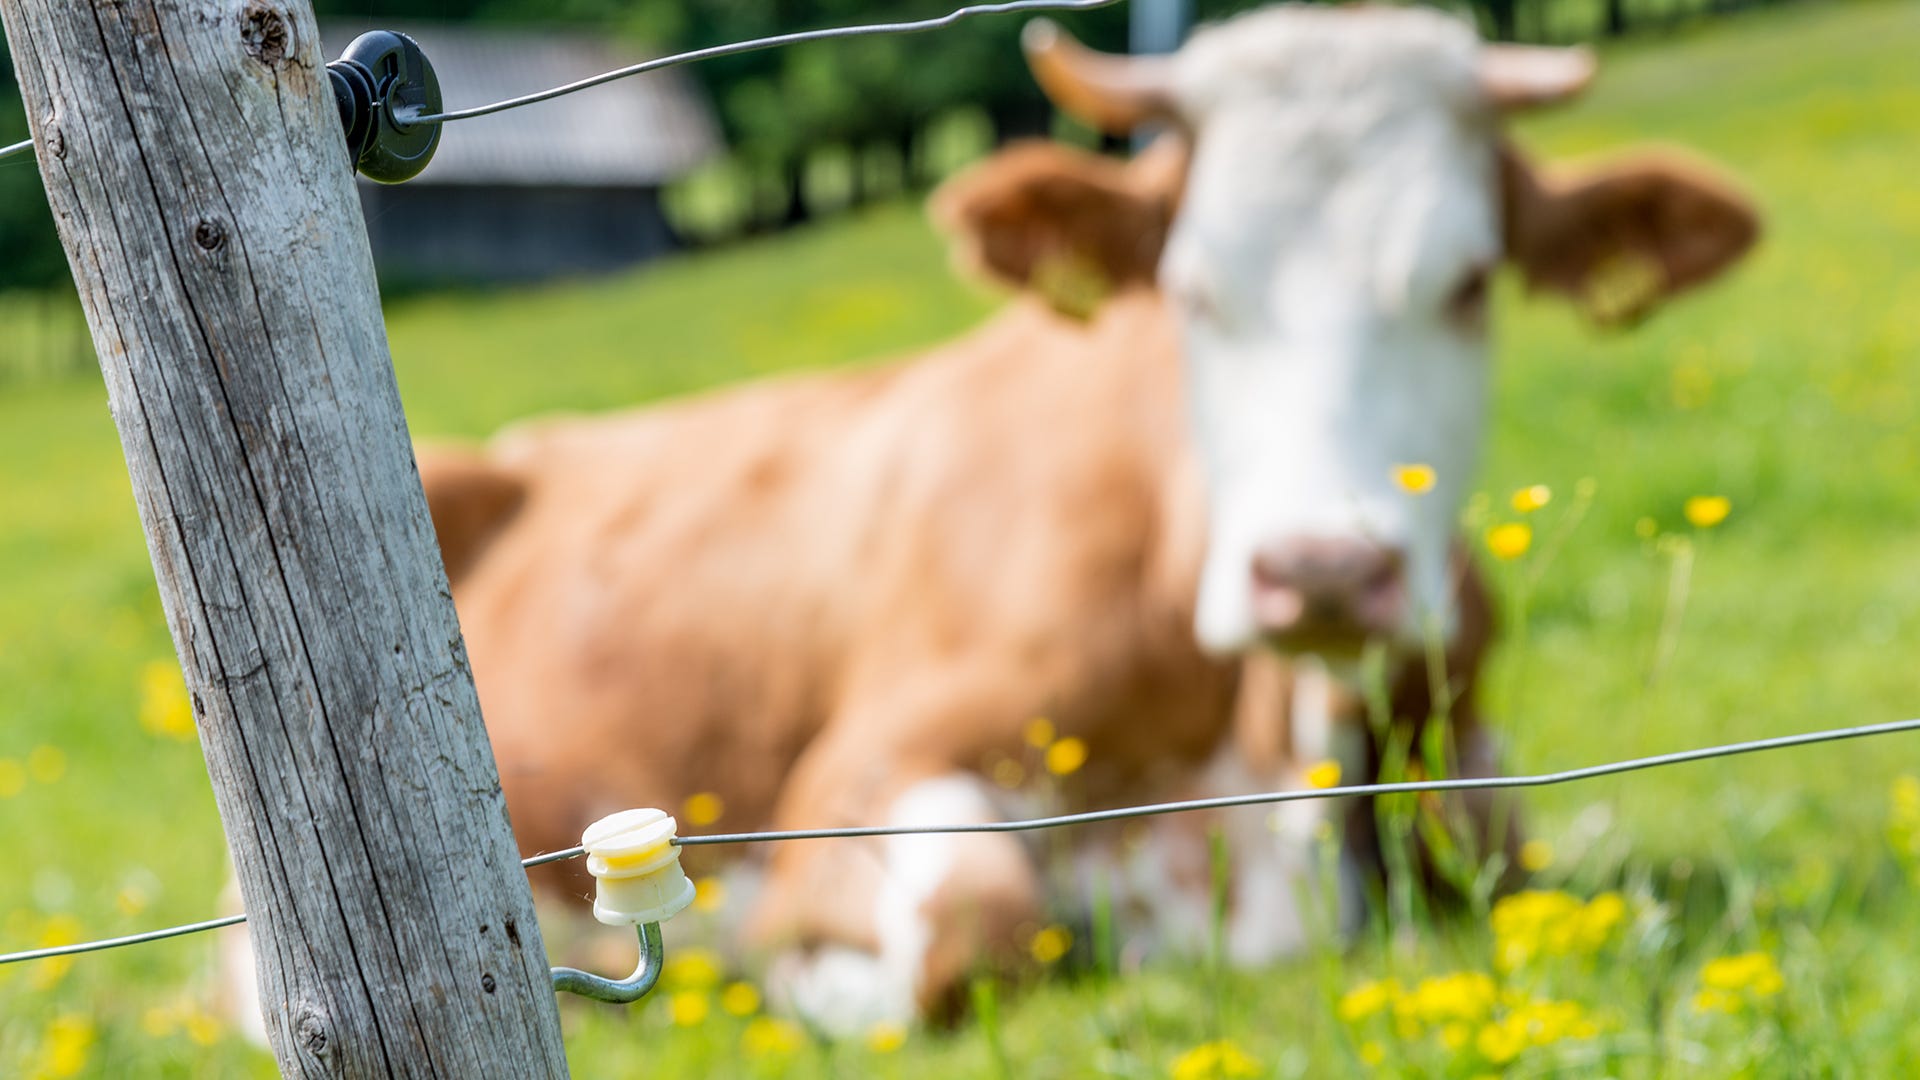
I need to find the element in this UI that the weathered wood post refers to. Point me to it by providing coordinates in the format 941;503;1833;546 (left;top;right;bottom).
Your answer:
0;3;571;1075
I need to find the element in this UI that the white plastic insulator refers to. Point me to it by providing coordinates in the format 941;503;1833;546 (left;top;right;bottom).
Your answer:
580;808;696;927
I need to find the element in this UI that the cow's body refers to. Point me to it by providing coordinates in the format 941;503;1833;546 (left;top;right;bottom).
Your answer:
457;293;1222;863
429;283;1499;1029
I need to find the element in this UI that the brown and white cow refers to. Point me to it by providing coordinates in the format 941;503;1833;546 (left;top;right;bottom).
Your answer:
230;4;1757;1037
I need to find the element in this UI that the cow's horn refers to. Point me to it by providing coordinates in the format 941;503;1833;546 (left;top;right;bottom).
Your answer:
1023;19;1178;134
1480;44;1597;110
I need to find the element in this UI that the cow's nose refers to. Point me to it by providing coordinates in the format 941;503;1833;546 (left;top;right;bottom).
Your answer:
1249;537;1405;643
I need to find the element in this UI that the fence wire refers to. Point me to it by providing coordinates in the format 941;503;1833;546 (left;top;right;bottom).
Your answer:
6;714;1919;968
0;0;1122;164
404;0;1124;125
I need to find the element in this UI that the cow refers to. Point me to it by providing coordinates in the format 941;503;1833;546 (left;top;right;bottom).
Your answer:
220;3;1758;1040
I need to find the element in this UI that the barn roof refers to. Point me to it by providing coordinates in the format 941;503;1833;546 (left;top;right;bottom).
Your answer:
322;21;723;188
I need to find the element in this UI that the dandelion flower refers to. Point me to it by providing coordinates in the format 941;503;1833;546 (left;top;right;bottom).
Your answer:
720;981;761;1017
1358;1041;1386;1066
741;1016;806;1058
1304;760;1341;789
681;792;725;827
662;947;723;992
1024;717;1056;749
27;745;66;784
141;1005;179;1039
1511;485;1552;513
1045;737;1088;777
1519;839;1554;873
1170;1039;1262;1080
1484;523;1532;561
1684;495;1731;529
1393;464;1437;495
0;758;23;799
37;1014;94;1078
991;757;1026;789
1336;979;1399;1023
1696;951;1784;1012
139;661;197;741
866;1022;908;1054
693;877;727;914
28;915;82;991
1029;924;1072;965
669;990;710;1027
184;1009;223;1047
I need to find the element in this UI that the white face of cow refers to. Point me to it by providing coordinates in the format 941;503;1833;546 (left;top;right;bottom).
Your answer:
1015;7;1601;658
1162;11;1498;655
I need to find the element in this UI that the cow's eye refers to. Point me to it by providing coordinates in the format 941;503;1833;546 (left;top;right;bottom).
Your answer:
1447;263;1492;332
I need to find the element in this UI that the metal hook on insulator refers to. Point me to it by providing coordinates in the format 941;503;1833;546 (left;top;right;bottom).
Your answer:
325;30;442;184
551;921;666;1003
550;809;696;1004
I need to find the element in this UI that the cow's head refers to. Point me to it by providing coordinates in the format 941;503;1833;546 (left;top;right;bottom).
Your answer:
936;5;1756;657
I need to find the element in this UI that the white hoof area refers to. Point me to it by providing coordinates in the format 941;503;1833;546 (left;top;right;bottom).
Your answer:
766;945;915;1038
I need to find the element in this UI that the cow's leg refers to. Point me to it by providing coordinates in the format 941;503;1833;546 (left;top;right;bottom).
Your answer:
754;764;1039;1035
1198;654;1370;965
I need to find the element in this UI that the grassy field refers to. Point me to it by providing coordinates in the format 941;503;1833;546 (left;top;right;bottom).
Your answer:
5;1;1920;1075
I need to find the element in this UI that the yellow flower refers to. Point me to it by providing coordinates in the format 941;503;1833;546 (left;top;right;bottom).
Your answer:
141;1005;179;1038
1393;464;1437;495
693;876;727;914
1304;760;1341;789
1336;978;1400;1023
669;990;710;1026
1475;1016;1527;1065
27;745;66;785
991;757;1026;789
1398;972;1497;1026
1696;951;1784;1011
741;1016;806;1058
184;1009;223;1047
1491;890;1624;971
1519;839;1554;873
866;1022;908;1054
1045;737;1088;777
0;758;23;799
1511;485;1552;513
1358;1041;1385;1066
720;981;761;1017
662;947;723;991
1029;924;1073;965
1170;1039;1262;1080
1440;1022;1471;1052
1024;717;1056;749
1635;516;1659;539
681;792;725;827
116;883;152;918
28;915;83;991
36;1014;94;1078
1684;495;1731;529
139;661;197;741
1484;523;1532;561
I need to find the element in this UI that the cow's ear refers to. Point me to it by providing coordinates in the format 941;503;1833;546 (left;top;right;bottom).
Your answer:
931;138;1184;318
1502;144;1759;327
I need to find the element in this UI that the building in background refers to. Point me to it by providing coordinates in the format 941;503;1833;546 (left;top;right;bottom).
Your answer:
323;22;723;285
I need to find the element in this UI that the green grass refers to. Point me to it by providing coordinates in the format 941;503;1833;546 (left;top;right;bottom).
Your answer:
5;1;1920;1074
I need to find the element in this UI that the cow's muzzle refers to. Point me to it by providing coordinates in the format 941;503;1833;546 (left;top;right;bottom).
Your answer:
1249;536;1406;651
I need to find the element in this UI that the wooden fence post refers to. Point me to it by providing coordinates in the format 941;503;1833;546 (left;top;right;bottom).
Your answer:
0;3;571;1075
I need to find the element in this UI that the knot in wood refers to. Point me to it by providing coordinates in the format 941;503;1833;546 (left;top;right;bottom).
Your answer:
42;118;65;160
194;218;228;252
241;3;292;64
294;1007;329;1055
481;972;498;994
